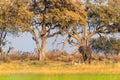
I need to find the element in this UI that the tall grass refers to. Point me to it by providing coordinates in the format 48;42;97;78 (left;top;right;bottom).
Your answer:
0;61;120;74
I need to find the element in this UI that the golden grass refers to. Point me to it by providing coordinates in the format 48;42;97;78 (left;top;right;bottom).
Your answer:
0;61;120;75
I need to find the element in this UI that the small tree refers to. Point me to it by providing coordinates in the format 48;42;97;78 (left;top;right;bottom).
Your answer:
0;0;33;54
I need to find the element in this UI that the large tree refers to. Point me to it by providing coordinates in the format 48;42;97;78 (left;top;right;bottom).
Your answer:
28;0;87;61
0;0;33;54
61;0;120;63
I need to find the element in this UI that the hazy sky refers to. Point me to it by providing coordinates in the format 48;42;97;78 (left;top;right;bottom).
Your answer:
6;32;120;53
6;33;77;53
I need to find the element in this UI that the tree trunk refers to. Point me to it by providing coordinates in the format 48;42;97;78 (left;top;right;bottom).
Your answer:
40;37;46;61
33;36;47;62
38;23;47;62
0;31;7;55
0;45;2;55
79;26;92;63
35;40;41;60
0;39;3;55
82;26;87;46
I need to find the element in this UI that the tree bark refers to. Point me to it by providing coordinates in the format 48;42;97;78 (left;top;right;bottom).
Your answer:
39;23;47;62
0;31;7;55
35;39;41;61
40;37;46;61
82;26;88;46
0;45;2;55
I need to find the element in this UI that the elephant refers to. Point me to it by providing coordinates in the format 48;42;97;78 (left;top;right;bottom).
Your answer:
79;46;92;64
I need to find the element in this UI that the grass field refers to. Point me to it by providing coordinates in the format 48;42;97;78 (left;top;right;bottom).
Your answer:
0;61;120;80
0;74;120;80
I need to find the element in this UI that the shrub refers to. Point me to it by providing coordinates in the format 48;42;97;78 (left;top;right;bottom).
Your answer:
2;56;10;63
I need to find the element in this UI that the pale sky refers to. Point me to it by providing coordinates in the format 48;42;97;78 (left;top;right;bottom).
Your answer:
5;32;120;53
6;33;77;53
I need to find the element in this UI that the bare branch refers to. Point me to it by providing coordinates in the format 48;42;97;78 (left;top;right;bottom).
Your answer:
47;25;56;33
71;49;78;55
87;30;101;40
87;28;109;40
68;39;79;47
72;29;81;40
68;32;81;42
52;34;59;48
35;26;42;36
2;31;7;42
29;29;41;51
61;37;69;52
47;31;61;38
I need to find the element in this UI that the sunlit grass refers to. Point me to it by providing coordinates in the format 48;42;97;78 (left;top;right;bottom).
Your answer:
0;61;120;80
0;61;120;74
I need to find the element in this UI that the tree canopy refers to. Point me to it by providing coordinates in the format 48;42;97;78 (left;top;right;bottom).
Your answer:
30;0;87;27
0;0;33;53
0;0;33;29
86;0;120;34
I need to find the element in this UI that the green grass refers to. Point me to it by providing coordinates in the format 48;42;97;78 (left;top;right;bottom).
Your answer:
0;74;120;80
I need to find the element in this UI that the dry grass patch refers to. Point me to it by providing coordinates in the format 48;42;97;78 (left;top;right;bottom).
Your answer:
0;61;120;75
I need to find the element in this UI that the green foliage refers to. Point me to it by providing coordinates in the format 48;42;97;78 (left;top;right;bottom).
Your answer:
30;61;39;65
86;0;120;33
63;0;120;54
0;0;33;29
27;0;87;61
30;0;87;28
90;36;120;55
1;56;10;63
30;61;47;66
0;0;34;52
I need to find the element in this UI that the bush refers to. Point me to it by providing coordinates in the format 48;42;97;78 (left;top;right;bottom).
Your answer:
2;56;10;63
9;53;19;60
30;61;38;65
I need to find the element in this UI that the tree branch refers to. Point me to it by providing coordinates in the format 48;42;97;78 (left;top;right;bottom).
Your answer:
61;37;69;52
30;29;41;51
87;29;110;40
2;31;7;42
68;39;79;47
87;30;101;40
72;29;81;41
34;26;42;37
52;34;59;48
47;31;61;38
68;32;81;43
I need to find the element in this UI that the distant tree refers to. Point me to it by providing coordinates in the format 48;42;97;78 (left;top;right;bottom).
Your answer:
90;36;120;55
0;0;33;54
28;0;87;62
